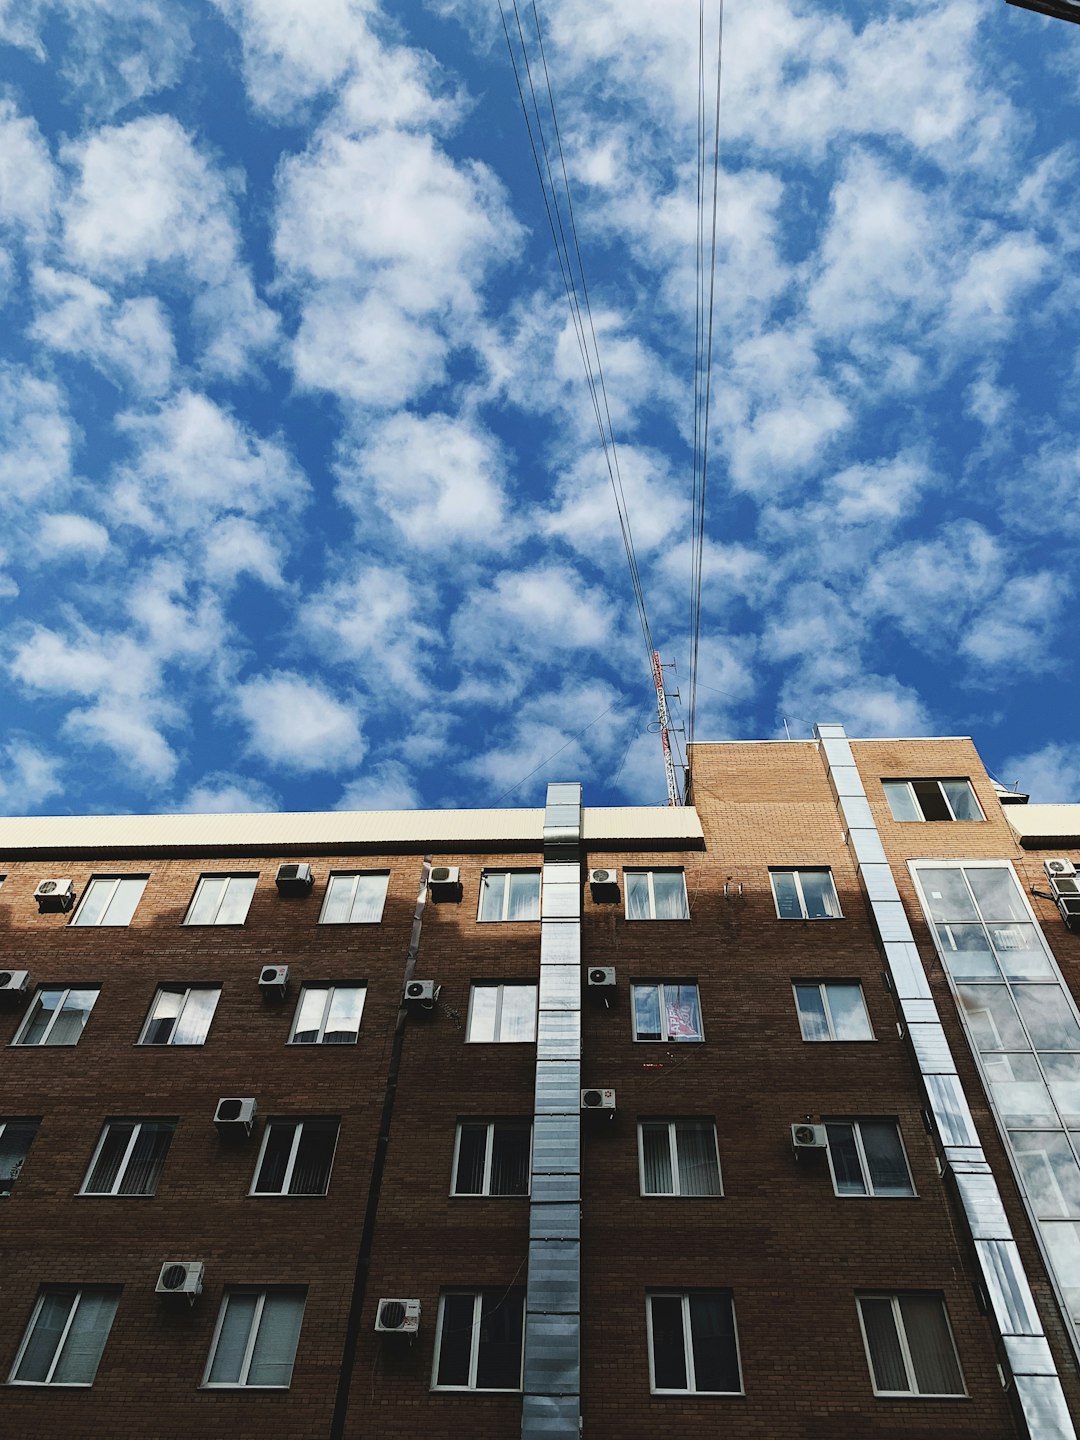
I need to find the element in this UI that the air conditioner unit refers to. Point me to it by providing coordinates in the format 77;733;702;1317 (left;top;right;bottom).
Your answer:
1045;858;1077;880
791;1122;828;1151
403;979;440;1009
0;970;29;997
1058;896;1080;933
429;865;462;903
259;964;289;998
275;862;314;896
581;1088;616;1111
588;868;619;900
156;1261;204;1304
1051;876;1080;899
34;878;76;913
375;1298;421;1334
587;967;616;989
214;1097;257;1137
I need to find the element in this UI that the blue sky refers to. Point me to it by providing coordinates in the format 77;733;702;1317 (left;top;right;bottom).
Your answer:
0;0;1077;816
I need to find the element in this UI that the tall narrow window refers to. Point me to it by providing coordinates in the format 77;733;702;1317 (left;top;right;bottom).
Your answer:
70;877;147;926
452;1122;531;1196
10;1289;119;1385
81;1120;175;1196
203;1289;305;1388
466;984;537;1042
639;1121;722;1196
289;985;366;1045
138;986;220;1046
856;1293;965;1396
794;982;873;1041
647;1291;741;1394
432;1289;525;1390
770;869;841;920
251;1119;338;1196
318;873;389;924
184;875;258;926
625;871;690;921
0;1118;39;1196
478;872;541;922
632;983;703;1042
13;988;99;1047
825;1121;914;1197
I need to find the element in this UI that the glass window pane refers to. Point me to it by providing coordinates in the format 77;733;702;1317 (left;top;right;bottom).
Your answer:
172;988;219;1045
634;985;662;1041
899;1294;963;1394
468;987;498;1043
967;868;1026;921
289;1122;336;1195
436;1295;475;1386
826;1123;866;1195
71;881;113;927
187;877;227;925
675;1123;720;1196
454;1126;487;1195
1042;1223;1080;1324
641;1124;674;1195
209;1293;259;1384
985;1053;1057;1125
1014;986;1080;1051
490;1125;530;1196
51;1291;118;1384
216;876;257;925
47;990;98;1046
625;873;652;920
100;878;146;926
247;1293;304;1386
254;1123;294;1194
989;923;1053;979
348;874;388;922
324;986;365;1044
771;872;802;919
912;780;952;821
14;1292;72;1382
861;1123;912;1196
1012;1133;1080;1218
883;781;920;821
860;1296;907;1391
1042;1054;1080;1127
478;874;505;922
649;1296;687;1390
499;987;536;1042
20;991;62;1046
826;984;872;1040
0;1121;37;1195
120;1123;172;1195
665;985;702;1042
934;924;999;979
142;988;183;1045
800;872;838;919
919;869;978;923
506;873;540;921
942;780;982;822
320;876;355;925
652;873;689;920
957;985;1027;1050
85;1124;135;1193
688;1292;739;1392
475;1290;522;1389
291;988;327;1045
794;985;830;1041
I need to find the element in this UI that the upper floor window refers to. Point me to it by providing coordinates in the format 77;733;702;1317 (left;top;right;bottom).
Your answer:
625;870;689;921
452;1121;531;1196
138;985;220;1046
251;1119;338;1196
882;779;983;823
81;1119;175;1196
466;983;537;1043
204;1289;305;1388
13;988;99;1047
289;985;366;1045
632;982;703;1043
318;872;389;924
478;871;541;922
794;982;873;1041
639;1120;721;1197
826;1121;913;1197
646;1291;741;1394
771;869;841;920
70;876;147;927
856;1292;964;1396
10;1288;119;1386
0;1118;39;1196
432;1289;524;1391
184;874;258;926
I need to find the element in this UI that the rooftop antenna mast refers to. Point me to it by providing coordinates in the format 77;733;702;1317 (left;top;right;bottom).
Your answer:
652;650;681;807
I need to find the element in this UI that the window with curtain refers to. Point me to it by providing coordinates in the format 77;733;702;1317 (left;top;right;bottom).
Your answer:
204;1289;306;1387
289;985;366;1045
432;1289;525;1390
81;1119;175;1196
632;983;703;1042
0;1118;39;1196
138;985;220;1045
882;779;984;822
13;988;100;1047
452;1121;531;1196
183;874;258;925
478;871;541;922
318;872;389;924
770;869;841;920
793;982;873;1041
639;1121;721;1196
856;1293;964;1395
9;1288;119;1385
70;876;148;926
825;1121;914;1197
466;984;537;1043
251;1119;338;1195
624;871;689;920
647;1291;741;1393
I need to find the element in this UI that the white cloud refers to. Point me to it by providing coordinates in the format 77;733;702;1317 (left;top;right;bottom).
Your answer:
998;742;1080;805
336;761;423;811
35;511;109;558
202;516;286;590
306;563;436;700
542;446;687;559
0;99;57;241
291;291;450;408
0;365;79;509
177;770;281;813
781;675;933;741
234;670;365;772
65;699;178;783
0;738;64;812
31;266;175;395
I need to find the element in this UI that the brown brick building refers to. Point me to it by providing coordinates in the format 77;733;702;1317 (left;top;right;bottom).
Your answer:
1;726;1079;1439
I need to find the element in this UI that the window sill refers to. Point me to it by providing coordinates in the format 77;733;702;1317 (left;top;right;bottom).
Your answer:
650;1388;744;1397
625;916;691;923
200;1384;291;1391
431;1386;522;1394
8;1381;93;1388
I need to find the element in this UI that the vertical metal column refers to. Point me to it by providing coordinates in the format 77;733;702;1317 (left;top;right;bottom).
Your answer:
815;724;1076;1440
522;782;583;1438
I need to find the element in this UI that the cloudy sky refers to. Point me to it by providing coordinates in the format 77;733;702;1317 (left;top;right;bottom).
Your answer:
0;0;1077;816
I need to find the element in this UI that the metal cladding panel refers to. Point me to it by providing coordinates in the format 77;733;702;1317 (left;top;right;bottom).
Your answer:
537;1009;581;1058
539;966;580;1011
1005;1336;1059;1377
898;997;941;1026
871;899;916;944
953;1172;1011;1240
828;765;865;800
1014;1376;1078;1440
529;1203;581;1240
521;1395;581;1435
543;863;580;886
847;828;889;867
532;1115;580;1172
943;1146;991;1173
545;784;581;810
522;1314;580;1394
531;1171;581;1203
908;1023;956;1074
977;1239;1042;1336
539;925;580;966
818;735;856;770
534;1061;581;1114
814;723;849;742
859;862;900;904
526;1241;579;1313
926;1073;980;1146
882;941;933;999
542;887;580;920
544;803;581;831
837;794;875;831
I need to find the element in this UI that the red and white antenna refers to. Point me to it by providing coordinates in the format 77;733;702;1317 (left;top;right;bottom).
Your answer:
652;650;681;807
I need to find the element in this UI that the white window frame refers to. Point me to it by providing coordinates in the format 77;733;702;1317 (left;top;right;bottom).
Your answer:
793;981;874;1041
770;869;842;920
249;1118;339;1197
137;985;221;1046
883;778;985;823
631;982;704;1043
9;1288;119;1386
856;1292;966;1397
80;1118;175;1196
477;870;542;923
183;874;258;926
450;1120;532;1197
202;1288;306;1389
317;872;390;925
465;983;538;1043
431;1289;525;1392
287;984;367;1045
0;1117;39;1195
12;987;100;1047
824;1119;915;1198
70;876;148;927
624;869;690;921
645;1290;743;1395
637;1120;722;1197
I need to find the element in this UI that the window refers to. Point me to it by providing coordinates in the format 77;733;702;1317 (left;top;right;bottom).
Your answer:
646;1291;741;1394
794;982;874;1041
13;988;99;1047
138;985;220;1046
0;1119;39;1196
466;984;537;1043
771;869;841;920
625;870;690;921
432;1289;524;1391
10;1288;119;1385
825;1121;914;1197
70;876;147;926
639;1121;721;1196
203;1289;305;1388
856;1293;965;1396
184;874;258;926
478;871;541;922
81;1119;175;1196
289;985;366;1045
318;872;389;924
632;983;703;1042
882;779;984;823
251;1119;338;1196
452;1122;531;1196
